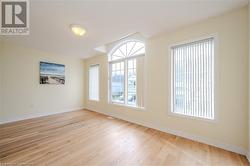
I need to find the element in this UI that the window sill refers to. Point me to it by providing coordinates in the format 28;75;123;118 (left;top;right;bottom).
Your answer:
109;102;145;111
168;111;217;123
88;99;99;102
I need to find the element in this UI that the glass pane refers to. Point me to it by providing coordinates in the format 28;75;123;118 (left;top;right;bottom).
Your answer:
130;42;145;57
110;41;145;61
133;47;145;56
111;61;125;103
127;42;136;56
127;59;136;106
112;49;125;61
119;44;127;56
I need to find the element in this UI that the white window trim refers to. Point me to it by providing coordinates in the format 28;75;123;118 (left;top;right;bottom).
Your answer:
109;102;145;111
108;39;146;109
88;64;100;102
167;34;219;123
108;39;145;62
108;56;147;110
108;57;145;108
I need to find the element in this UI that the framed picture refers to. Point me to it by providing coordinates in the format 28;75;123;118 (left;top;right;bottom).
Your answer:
40;62;65;84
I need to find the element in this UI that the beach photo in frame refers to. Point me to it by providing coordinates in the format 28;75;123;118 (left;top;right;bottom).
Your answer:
40;62;65;84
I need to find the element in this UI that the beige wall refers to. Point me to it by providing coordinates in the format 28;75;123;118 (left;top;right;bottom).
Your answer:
84;7;249;151
0;43;84;123
248;4;250;153
0;41;3;122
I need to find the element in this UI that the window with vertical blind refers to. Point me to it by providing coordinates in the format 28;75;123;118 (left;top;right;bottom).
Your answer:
108;40;145;108
89;64;99;101
171;37;215;120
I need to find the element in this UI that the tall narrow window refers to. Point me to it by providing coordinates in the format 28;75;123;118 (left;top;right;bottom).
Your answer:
109;40;145;108
171;37;215;120
127;59;136;106
111;61;124;103
89;64;99;101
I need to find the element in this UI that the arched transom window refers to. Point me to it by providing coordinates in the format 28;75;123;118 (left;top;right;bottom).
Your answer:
109;41;145;61
108;40;145;108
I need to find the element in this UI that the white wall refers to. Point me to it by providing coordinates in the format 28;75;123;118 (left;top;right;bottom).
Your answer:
84;7;249;154
0;43;84;123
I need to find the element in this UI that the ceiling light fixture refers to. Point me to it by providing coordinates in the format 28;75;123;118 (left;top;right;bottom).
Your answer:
70;24;86;36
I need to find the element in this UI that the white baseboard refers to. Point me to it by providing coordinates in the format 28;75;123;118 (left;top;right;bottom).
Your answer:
85;107;248;157
247;151;250;163
0;106;84;124
1;106;248;162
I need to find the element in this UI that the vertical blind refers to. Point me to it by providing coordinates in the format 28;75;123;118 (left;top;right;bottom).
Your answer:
171;37;214;120
89;65;99;101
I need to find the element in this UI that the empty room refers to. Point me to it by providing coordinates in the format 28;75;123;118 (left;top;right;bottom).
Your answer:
0;0;250;165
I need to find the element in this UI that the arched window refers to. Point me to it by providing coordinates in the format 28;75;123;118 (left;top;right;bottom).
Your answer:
108;40;145;108
109;40;145;61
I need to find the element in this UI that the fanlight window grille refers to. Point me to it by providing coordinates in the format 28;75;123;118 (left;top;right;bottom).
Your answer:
109;41;145;61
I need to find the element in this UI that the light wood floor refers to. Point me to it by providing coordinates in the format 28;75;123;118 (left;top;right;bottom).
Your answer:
0;109;249;166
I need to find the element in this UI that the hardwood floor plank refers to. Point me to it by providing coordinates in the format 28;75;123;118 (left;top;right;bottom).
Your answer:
0;109;249;166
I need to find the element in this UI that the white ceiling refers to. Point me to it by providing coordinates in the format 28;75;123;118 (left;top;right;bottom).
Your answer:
1;0;248;59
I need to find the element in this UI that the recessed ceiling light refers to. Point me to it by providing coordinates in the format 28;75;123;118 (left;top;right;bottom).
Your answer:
70;24;86;36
